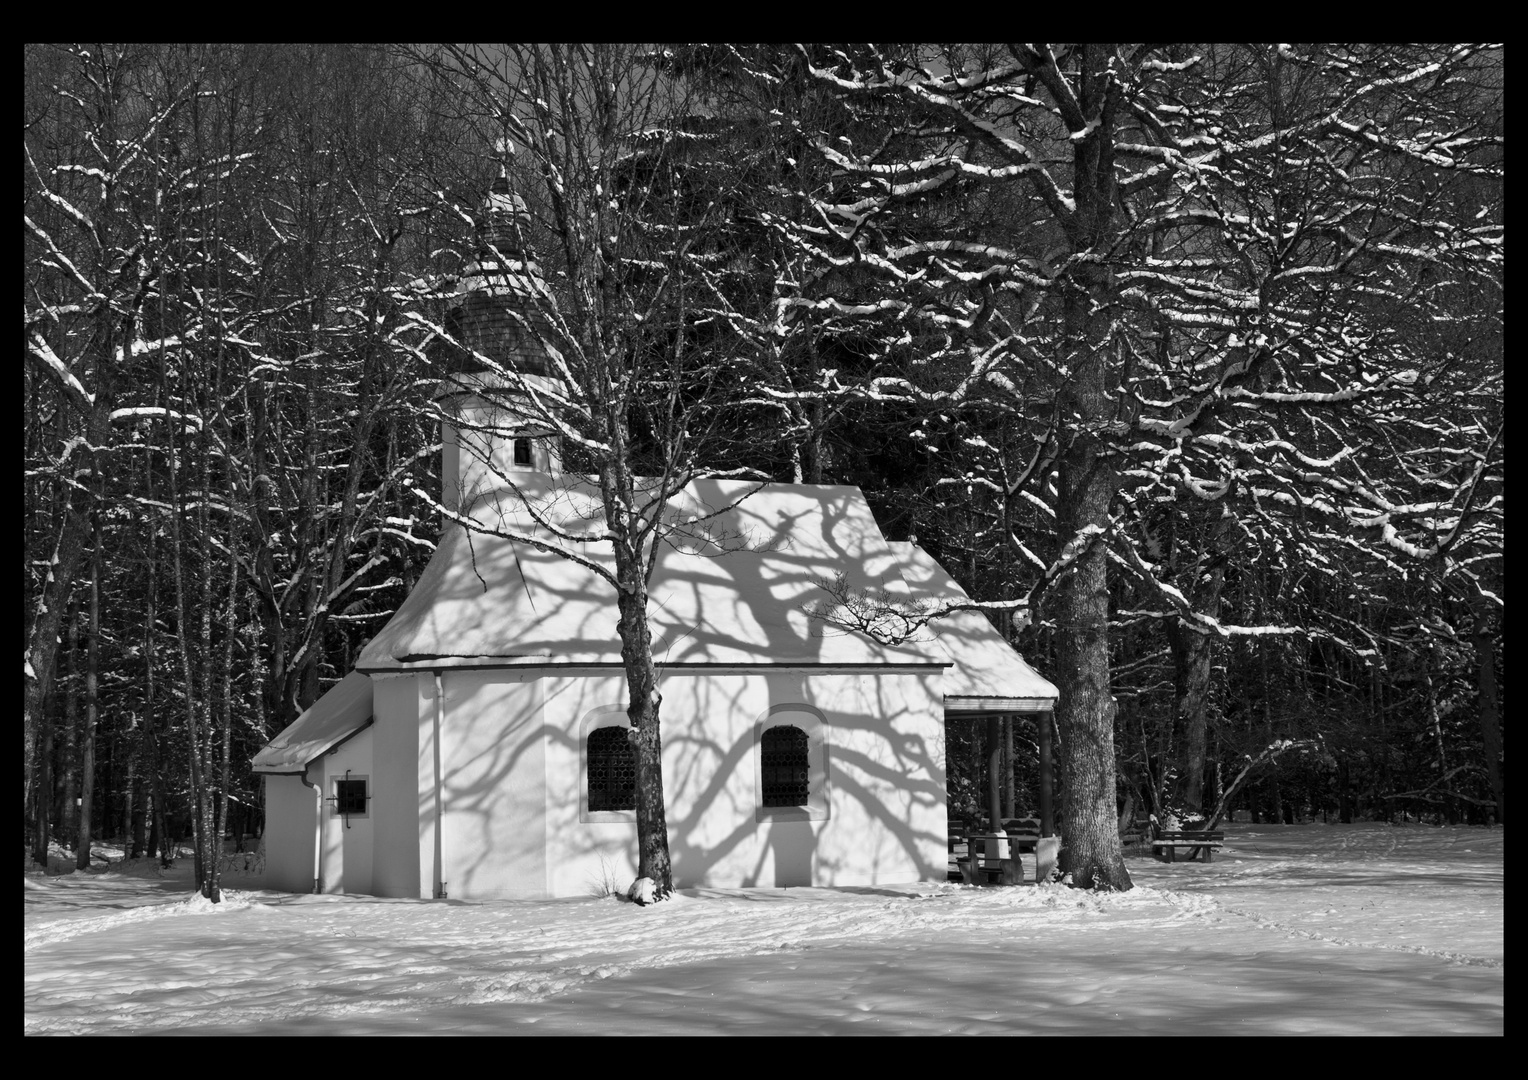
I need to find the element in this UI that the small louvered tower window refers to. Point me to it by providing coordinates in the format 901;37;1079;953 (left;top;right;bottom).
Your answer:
761;725;810;807
588;726;636;811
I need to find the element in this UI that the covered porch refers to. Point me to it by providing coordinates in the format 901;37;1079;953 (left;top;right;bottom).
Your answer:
944;704;1056;883
887;543;1060;884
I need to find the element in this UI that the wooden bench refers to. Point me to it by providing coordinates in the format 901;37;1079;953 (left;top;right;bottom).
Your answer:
1152;829;1224;863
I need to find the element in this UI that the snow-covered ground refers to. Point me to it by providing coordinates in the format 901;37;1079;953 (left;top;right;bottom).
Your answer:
25;823;1502;1035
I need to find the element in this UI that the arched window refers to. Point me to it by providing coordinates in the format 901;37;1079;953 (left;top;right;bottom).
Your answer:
761;724;810;807
587;725;636;812
754;706;829;823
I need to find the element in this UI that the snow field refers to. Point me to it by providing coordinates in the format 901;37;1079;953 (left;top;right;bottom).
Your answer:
24;823;1502;1035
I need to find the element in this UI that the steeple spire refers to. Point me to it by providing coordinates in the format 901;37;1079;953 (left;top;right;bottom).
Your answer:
477;175;532;265
434;165;565;508
445;168;550;379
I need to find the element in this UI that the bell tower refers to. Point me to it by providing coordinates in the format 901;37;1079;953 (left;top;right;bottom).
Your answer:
436;168;563;511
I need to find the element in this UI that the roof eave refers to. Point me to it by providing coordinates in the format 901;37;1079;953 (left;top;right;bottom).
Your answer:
355;658;947;674
944;696;1057;714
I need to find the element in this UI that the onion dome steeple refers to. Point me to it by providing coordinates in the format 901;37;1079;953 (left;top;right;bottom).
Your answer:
476;174;532;262
443;168;553;379
435;163;565;508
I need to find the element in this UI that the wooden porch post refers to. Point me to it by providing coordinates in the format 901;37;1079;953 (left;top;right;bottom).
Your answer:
1038;709;1055;837
986;714;1003;832
1002;716;1015;820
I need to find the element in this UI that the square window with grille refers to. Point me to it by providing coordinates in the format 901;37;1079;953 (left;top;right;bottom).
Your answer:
335;778;368;816
761;724;810;807
588;726;636;812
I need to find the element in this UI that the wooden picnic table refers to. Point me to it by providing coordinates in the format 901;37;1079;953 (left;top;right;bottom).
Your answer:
949;819;1045;885
1152;828;1225;863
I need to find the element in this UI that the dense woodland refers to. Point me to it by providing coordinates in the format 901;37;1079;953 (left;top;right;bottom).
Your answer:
24;45;1502;896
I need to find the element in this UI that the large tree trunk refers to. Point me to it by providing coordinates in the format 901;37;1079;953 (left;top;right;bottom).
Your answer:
1051;290;1130;886
614;567;673;900
604;449;675;901
1045;43;1132;891
1050;318;1132;887
1053;449;1132;890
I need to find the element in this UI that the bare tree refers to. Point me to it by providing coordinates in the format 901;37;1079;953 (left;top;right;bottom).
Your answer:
25;44;446;893
407;44;796;901
748;43;1502;887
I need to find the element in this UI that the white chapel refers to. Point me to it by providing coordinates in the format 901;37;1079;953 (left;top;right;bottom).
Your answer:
253;176;1058;899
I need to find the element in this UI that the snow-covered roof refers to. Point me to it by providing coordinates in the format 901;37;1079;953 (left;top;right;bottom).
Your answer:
888;543;1058;712
357;477;944;671
250;671;373;775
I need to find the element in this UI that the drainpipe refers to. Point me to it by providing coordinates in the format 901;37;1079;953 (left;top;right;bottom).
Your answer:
432;671;446;899
300;765;323;893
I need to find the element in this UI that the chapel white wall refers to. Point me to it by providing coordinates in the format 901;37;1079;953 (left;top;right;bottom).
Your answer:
318;728;374;895
540;670;947;897
440;375;562;512
435;668;547;899
262;772;317;893
371;673;427;898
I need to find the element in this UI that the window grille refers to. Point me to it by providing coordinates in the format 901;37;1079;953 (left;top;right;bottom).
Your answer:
335;778;367;815
761;725;810;807
588;725;636;811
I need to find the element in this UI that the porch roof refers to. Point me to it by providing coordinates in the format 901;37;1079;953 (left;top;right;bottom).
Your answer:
251;671;373;775
887;543;1058;713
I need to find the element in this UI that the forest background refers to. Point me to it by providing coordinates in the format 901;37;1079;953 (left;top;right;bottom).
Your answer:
23;44;1503;895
